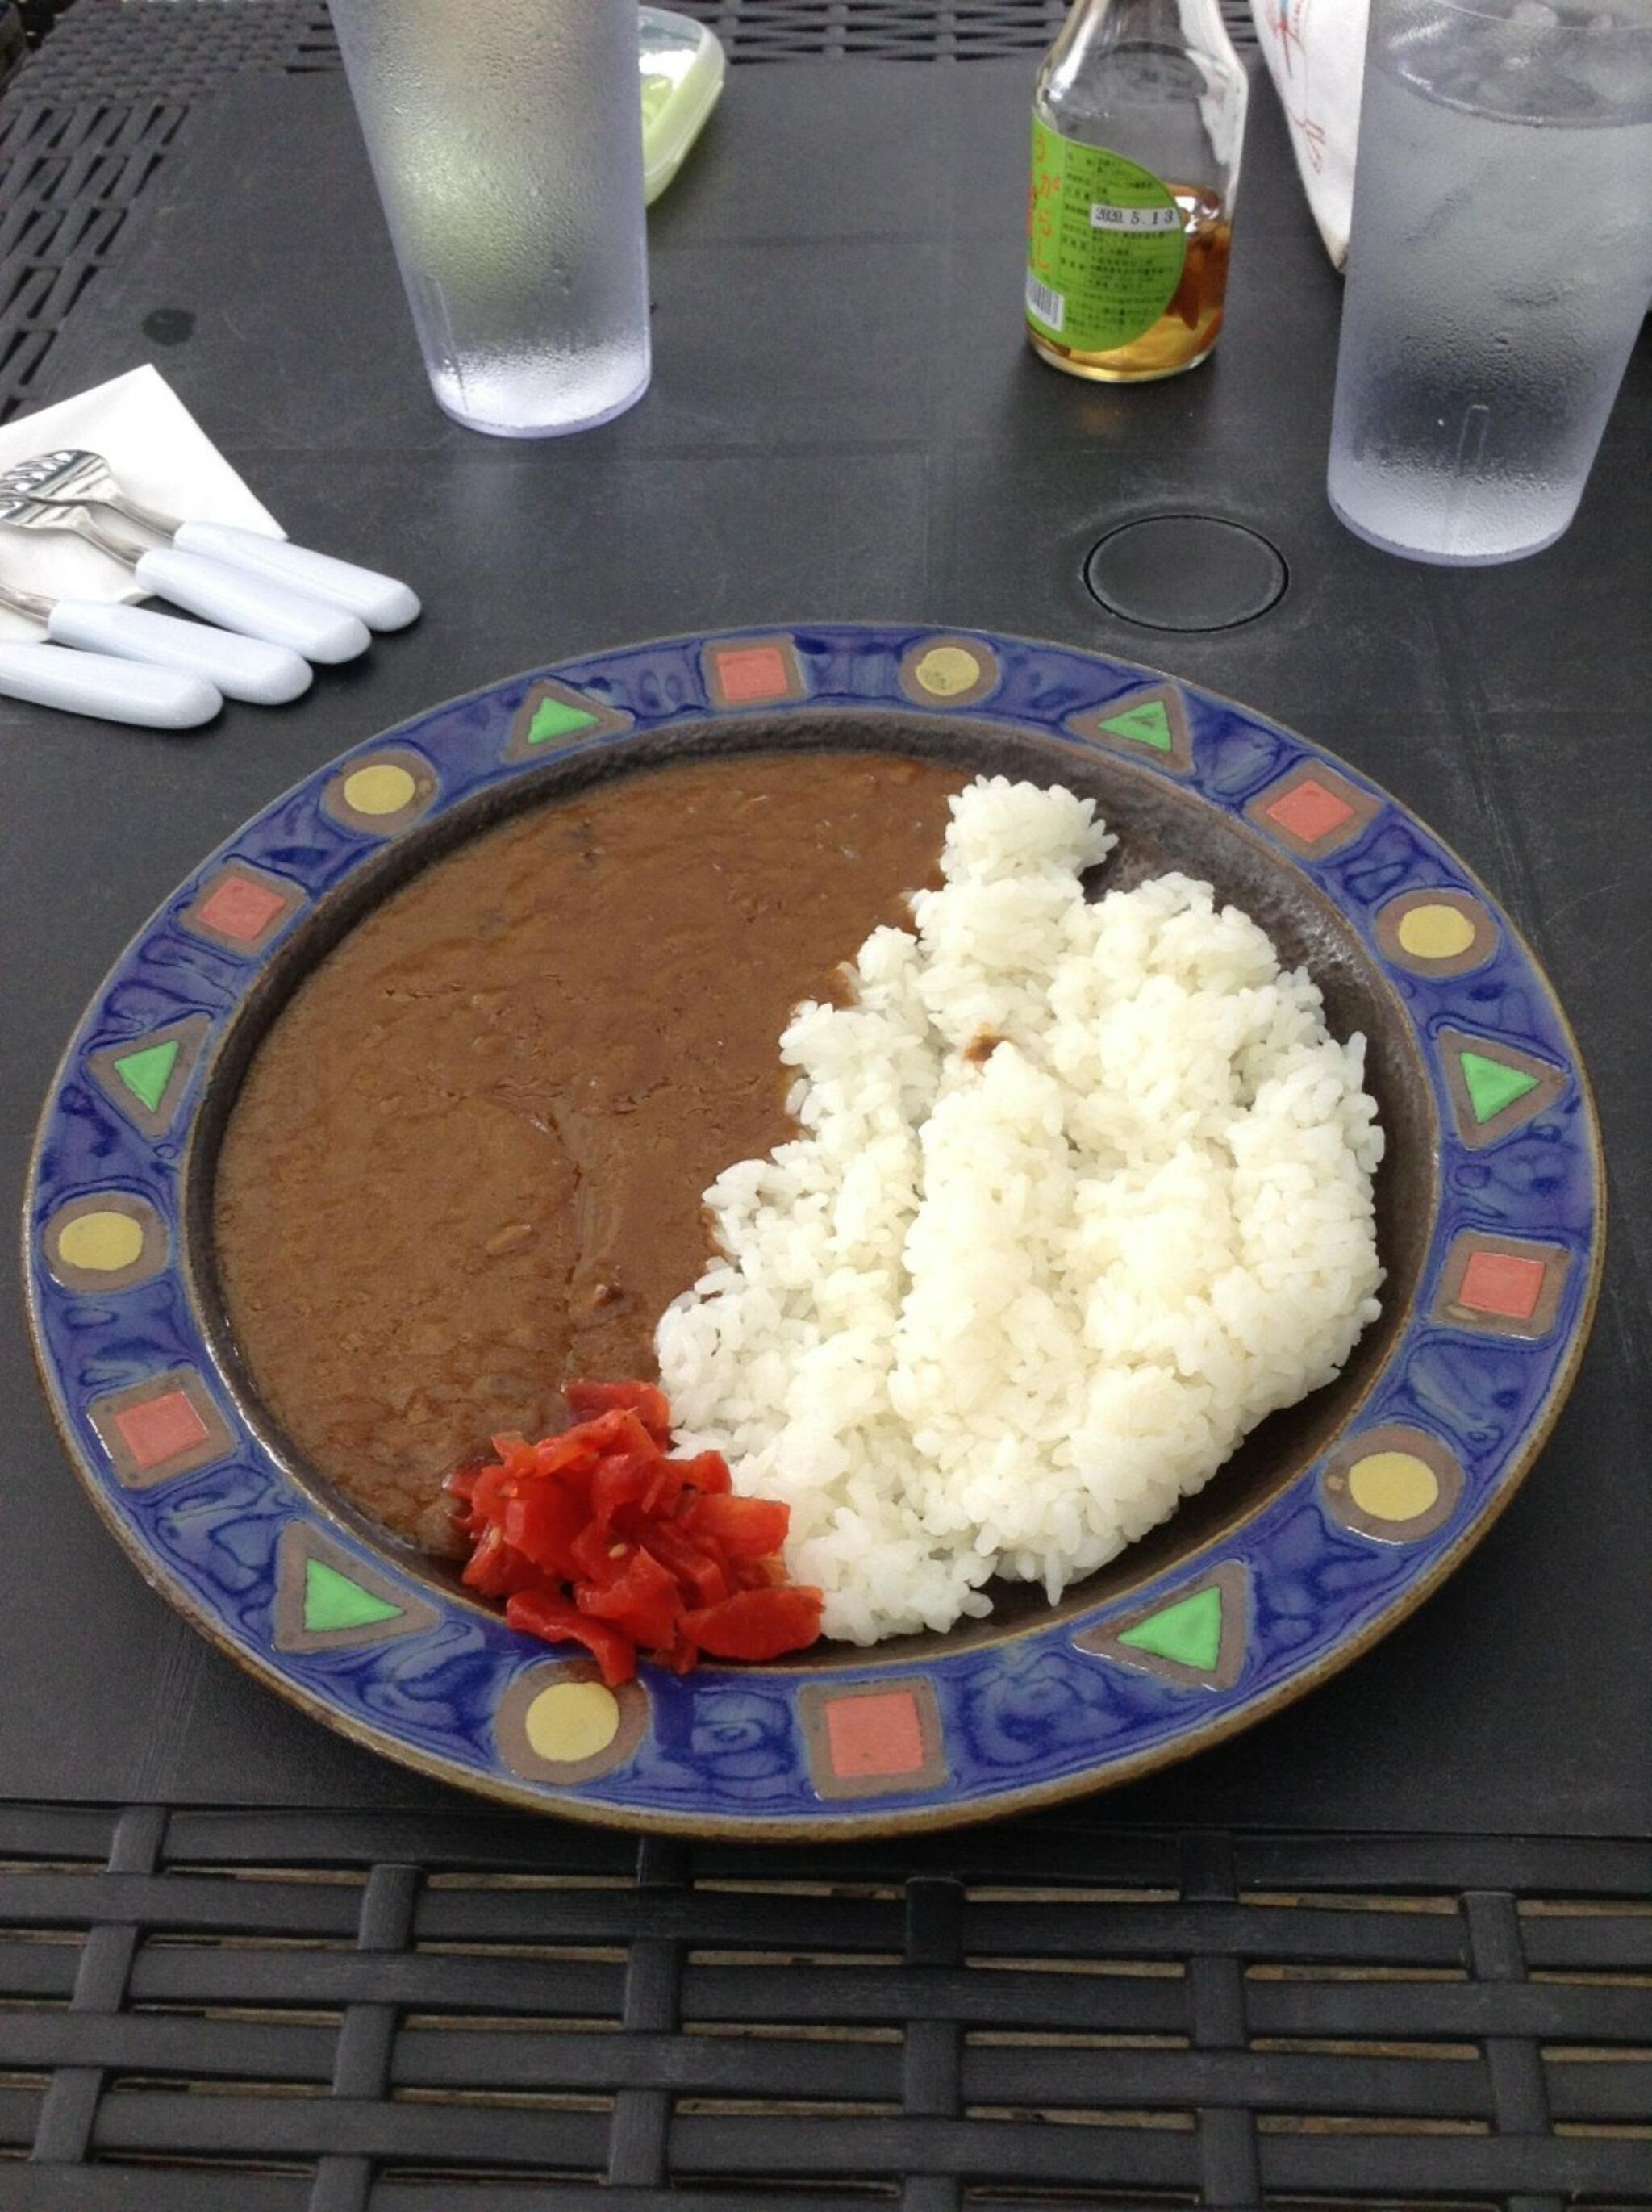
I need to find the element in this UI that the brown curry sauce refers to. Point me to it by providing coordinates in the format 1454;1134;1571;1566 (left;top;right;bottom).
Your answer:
213;752;963;1551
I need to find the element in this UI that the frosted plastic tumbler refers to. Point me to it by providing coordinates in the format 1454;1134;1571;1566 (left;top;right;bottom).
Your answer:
1328;0;1652;565
329;0;651;437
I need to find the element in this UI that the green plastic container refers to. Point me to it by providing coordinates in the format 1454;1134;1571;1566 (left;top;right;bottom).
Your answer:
640;6;726;206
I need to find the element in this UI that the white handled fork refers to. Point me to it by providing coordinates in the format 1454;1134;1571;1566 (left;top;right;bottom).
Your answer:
5;448;420;631
0;483;372;664
0;574;311;704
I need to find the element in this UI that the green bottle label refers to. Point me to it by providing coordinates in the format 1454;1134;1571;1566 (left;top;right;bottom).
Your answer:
1026;119;1187;354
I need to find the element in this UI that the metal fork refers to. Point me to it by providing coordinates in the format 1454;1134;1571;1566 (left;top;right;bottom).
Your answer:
0;484;371;664
10;449;420;631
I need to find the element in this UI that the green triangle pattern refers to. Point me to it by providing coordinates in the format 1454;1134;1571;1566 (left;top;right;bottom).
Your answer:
527;695;601;745
1099;699;1174;753
302;1556;403;1633
1119;1584;1223;1671
115;1040;179;1114
1461;1050;1539;1125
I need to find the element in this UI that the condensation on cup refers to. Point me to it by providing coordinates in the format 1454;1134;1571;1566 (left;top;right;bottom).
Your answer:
330;0;651;438
1328;0;1652;565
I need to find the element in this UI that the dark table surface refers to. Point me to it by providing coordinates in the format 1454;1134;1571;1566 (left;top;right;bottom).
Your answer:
2;55;1649;1844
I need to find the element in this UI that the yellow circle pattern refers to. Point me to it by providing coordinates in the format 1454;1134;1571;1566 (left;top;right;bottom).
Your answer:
56;1211;144;1273
913;646;982;697
524;1680;621;1765
1347;1450;1440;1523
342;762;419;816
1395;904;1478;961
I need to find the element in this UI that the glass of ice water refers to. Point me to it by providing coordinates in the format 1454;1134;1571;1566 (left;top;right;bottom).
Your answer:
329;0;650;438
1328;0;1652;565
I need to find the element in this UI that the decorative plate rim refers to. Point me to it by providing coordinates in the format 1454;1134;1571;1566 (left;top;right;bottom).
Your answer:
23;624;1606;1839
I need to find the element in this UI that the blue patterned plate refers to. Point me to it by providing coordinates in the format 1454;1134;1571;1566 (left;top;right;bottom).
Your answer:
23;628;1603;1837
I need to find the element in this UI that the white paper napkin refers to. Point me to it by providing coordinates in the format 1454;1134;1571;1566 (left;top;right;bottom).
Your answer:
1250;0;1370;269
0;365;283;642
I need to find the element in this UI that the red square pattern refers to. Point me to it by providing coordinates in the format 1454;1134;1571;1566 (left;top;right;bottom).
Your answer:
1458;1250;1546;1321
824;1690;928;1780
114;1389;211;1471
1266;777;1356;845
712;645;792;705
196;874;290;944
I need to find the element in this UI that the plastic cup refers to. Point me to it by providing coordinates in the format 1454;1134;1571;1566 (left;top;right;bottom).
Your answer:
329;0;651;438
1327;0;1652;565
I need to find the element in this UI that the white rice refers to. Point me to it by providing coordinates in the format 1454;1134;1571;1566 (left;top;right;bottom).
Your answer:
656;776;1385;1644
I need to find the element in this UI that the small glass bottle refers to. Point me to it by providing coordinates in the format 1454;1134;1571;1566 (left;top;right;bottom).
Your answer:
1026;0;1248;383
